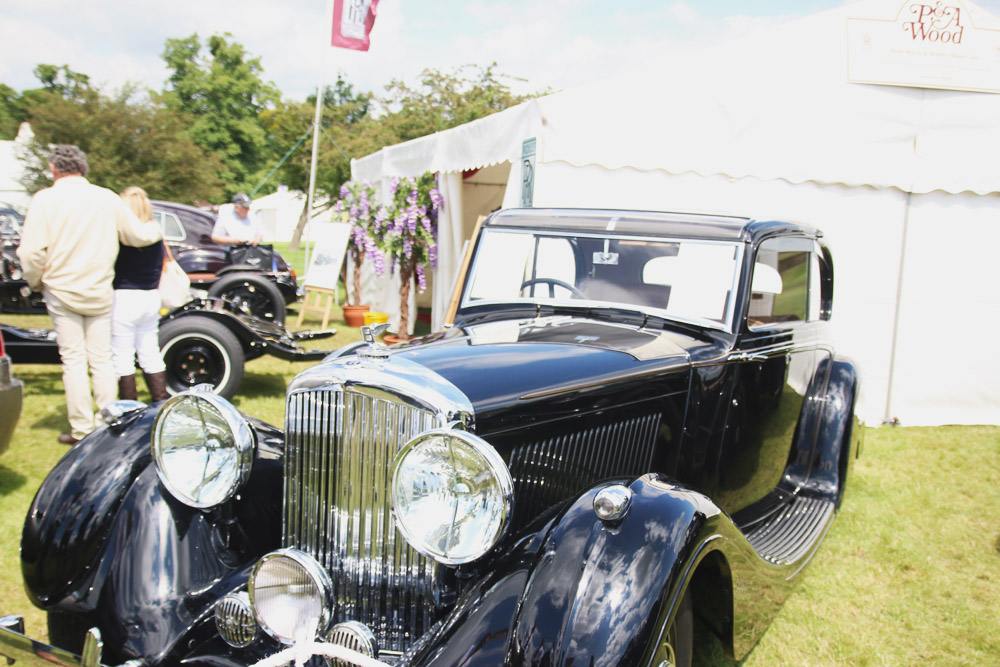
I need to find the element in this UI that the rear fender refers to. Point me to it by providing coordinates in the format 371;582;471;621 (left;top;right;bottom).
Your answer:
162;307;263;360
804;358;862;504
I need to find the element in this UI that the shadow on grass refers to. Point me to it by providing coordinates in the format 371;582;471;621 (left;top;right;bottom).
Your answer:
0;464;28;496
234;373;290;400
15;367;64;398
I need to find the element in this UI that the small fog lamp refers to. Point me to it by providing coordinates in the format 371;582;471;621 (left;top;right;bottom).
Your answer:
249;549;334;644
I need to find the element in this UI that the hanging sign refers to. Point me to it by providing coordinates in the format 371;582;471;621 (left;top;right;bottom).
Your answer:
520;138;536;208
847;1;1000;93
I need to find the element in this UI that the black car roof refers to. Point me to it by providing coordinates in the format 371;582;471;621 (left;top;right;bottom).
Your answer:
152;200;215;220
485;208;819;243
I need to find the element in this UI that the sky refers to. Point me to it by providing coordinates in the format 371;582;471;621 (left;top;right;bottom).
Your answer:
3;0;1000;102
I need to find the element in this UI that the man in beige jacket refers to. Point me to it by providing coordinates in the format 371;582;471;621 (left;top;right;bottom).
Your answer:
17;145;162;444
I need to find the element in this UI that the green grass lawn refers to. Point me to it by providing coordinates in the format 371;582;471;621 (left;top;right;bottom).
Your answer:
1;300;998;663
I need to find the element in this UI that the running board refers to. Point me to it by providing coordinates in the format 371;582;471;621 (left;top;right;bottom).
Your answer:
744;495;835;565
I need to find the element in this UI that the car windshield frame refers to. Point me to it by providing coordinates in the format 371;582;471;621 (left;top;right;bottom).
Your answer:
460;227;746;332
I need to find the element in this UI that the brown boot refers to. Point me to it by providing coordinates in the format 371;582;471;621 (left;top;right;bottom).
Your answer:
118;374;138;401
145;371;170;402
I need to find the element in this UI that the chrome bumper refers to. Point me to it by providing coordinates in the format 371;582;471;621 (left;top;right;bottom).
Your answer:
0;615;133;667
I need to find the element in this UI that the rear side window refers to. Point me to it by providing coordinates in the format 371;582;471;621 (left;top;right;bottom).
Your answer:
749;237;816;327
155;210;186;242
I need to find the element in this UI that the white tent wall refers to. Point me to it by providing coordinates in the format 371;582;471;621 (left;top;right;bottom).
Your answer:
891;193;1000;425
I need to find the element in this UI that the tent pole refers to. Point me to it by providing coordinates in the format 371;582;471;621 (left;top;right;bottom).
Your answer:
883;191;912;425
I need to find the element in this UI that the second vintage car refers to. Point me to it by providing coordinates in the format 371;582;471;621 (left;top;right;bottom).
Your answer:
0;200;299;322
1;208;861;667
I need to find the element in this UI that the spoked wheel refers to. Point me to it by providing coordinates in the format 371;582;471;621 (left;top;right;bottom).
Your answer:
208;272;286;324
651;588;693;667
159;316;244;399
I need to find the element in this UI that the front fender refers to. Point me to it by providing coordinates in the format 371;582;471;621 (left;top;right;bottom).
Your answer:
21;408;285;665
22;409;159;608
513;475;709;667
409;475;721;667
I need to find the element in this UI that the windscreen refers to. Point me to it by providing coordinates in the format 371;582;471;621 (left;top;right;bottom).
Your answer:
464;229;742;328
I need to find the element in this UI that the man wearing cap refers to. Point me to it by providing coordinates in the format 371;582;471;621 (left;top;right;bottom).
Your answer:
211;193;263;246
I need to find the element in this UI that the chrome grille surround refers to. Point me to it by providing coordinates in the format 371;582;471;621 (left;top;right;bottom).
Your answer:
283;356;475;654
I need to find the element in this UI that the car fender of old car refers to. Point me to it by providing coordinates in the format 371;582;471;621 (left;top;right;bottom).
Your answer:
20;407;285;663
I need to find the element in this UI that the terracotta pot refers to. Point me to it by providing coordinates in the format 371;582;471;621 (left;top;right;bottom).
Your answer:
382;333;410;345
342;304;370;328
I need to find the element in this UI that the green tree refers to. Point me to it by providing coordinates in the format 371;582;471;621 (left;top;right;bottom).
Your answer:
160;33;279;199
379;63;543;143
0;84;27;139
262;74;389;247
20;84;224;202
32;64;91;99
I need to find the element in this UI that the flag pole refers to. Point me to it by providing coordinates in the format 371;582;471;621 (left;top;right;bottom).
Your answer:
303;0;331;287
304;77;323;286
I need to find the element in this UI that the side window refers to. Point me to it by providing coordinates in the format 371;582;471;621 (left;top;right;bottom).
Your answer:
749;237;815;328
155;211;186;242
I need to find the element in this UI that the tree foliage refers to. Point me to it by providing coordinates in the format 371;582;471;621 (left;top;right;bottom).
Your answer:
0;84;27;139
160;33;279;196
3;42;545;216
20;81;223;202
379;63;541;144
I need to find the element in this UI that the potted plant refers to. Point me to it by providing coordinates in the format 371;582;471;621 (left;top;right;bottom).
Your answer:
333;180;382;327
378;173;442;340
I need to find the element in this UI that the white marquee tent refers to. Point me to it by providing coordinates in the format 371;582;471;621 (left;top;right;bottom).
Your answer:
351;0;1000;427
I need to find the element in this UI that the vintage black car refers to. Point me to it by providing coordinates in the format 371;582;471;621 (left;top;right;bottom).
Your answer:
0;201;298;323
1;298;335;399
0;209;862;667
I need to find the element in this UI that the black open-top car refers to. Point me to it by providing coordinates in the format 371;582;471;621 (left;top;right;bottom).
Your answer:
0;201;298;323
0;208;862;667
1;298;335;399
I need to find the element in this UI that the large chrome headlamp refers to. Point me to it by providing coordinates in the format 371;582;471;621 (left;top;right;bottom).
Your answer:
249;549;333;644
391;429;513;565
151;388;255;508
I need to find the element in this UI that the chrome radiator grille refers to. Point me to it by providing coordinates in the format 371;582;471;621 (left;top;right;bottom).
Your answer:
284;388;441;653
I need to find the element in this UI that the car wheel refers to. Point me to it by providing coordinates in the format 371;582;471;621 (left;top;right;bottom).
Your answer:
650;588;693;667
208;272;286;324
47;610;90;655
159;316;245;399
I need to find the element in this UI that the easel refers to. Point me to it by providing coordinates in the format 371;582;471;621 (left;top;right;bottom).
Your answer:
296;221;351;330
296;286;338;329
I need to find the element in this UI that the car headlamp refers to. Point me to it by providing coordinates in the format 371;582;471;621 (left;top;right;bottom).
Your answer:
151;389;255;508
391;429;513;565
249;549;333;644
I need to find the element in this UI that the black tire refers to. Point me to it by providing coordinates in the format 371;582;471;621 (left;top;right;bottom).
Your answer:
207;272;286;324
159;316;245;399
651;587;694;667
47;610;90;655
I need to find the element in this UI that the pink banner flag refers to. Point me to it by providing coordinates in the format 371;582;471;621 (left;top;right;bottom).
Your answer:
331;0;380;51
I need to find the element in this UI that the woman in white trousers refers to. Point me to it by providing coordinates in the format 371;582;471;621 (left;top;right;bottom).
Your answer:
113;187;169;401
